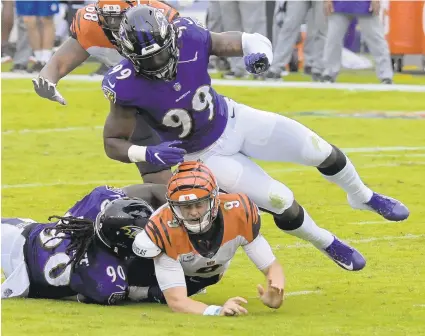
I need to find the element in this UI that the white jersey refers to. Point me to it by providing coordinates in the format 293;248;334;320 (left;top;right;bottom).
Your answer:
135;193;276;291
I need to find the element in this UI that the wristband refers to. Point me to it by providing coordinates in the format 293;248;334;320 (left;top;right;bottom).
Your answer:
128;145;147;163
203;305;223;316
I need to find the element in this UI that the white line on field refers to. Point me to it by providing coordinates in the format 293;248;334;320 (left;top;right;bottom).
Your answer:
1;180;141;189
277;234;425;250
363;154;425;158
342;146;425;153
268;161;425;174
414;304;425;307
3;72;425;92
2;88;99;94
349;221;394;225
285;290;322;297
3;161;425;189
248;290;321;300
2;125;103;135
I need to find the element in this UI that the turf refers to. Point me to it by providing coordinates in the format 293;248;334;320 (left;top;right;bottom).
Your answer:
1;74;425;336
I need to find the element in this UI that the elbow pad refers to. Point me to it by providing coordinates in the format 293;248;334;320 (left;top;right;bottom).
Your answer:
132;230;162;258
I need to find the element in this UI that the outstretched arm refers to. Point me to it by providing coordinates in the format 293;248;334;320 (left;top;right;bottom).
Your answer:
210;31;273;62
39;37;90;84
243;235;284;309
155;254;248;316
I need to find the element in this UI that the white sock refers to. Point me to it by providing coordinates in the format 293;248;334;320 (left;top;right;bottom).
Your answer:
322;157;373;204
42;49;52;63
284;208;334;249
34;50;43;63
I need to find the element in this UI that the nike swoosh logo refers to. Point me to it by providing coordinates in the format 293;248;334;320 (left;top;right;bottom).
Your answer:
154;152;166;165
335;260;353;270
108;80;116;88
189;277;200;283
116;285;126;290
178;52;198;64
176;90;191;102
230;108;235;118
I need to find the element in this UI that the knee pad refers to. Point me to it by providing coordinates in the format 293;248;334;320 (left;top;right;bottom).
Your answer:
317;144;347;176
263;179;294;214
273;200;304;231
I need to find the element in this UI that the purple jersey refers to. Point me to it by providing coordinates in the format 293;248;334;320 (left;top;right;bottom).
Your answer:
65;185;126;221
102;17;229;153
22;186;130;304
25;224;128;304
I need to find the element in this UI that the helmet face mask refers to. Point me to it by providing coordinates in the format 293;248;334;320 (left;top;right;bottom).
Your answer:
166;161;220;234
168;194;217;234
94;198;154;257
96;1;138;35
118;5;179;81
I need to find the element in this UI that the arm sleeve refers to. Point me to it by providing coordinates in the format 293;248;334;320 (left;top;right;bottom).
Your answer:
154;253;186;291
242;234;276;271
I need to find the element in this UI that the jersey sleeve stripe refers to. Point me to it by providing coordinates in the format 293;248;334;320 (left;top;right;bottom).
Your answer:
248;197;258;225
247;197;261;238
145;221;160;246
159;217;172;246
237;193;250;224
150;222;166;251
76;10;82;35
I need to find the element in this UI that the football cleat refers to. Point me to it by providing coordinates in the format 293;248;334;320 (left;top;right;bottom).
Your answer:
321;237;366;271
348;192;409;222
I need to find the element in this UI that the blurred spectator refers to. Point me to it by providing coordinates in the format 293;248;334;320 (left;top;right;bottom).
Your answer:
303;9;314;74
1;0;15;63
62;0;85;32
322;0;393;84
15;0;59;72
10;17;34;73
205;0;230;72
218;1;267;78
266;0;327;81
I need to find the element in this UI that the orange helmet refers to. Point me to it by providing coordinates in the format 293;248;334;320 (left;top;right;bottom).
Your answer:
166;161;220;234
95;0;140;33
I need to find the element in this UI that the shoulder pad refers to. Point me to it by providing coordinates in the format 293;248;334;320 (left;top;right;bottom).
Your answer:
133;230;162;258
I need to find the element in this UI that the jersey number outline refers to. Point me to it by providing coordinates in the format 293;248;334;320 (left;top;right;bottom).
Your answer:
163;85;215;139
106;265;126;282
83;6;98;22
223;201;240;210
39;229;72;286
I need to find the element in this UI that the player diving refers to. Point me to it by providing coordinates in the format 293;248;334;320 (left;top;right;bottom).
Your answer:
100;5;409;273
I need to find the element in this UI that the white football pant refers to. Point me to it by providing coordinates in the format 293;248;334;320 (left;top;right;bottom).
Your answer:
185;97;333;214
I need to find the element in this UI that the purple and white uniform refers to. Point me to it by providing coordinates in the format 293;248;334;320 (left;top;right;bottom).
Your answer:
1;186;129;304
102;17;228;154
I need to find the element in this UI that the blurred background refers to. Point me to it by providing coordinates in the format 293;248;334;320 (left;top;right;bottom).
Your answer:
1;0;425;82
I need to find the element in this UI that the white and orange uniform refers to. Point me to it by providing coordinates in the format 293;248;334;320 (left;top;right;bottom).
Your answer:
135;193;277;291
70;1;179;66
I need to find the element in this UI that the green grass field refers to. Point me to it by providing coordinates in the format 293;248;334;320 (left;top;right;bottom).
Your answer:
2;73;425;336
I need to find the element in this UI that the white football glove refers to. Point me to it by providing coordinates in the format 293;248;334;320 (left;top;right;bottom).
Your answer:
32;76;66;105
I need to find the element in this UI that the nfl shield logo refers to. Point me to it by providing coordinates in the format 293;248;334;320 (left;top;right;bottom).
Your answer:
173;82;181;91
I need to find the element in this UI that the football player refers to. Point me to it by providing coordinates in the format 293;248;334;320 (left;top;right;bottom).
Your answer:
32;0;179;105
133;161;285;316
101;5;409;272
1;196;153;304
1;183;216;304
32;1;179;185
